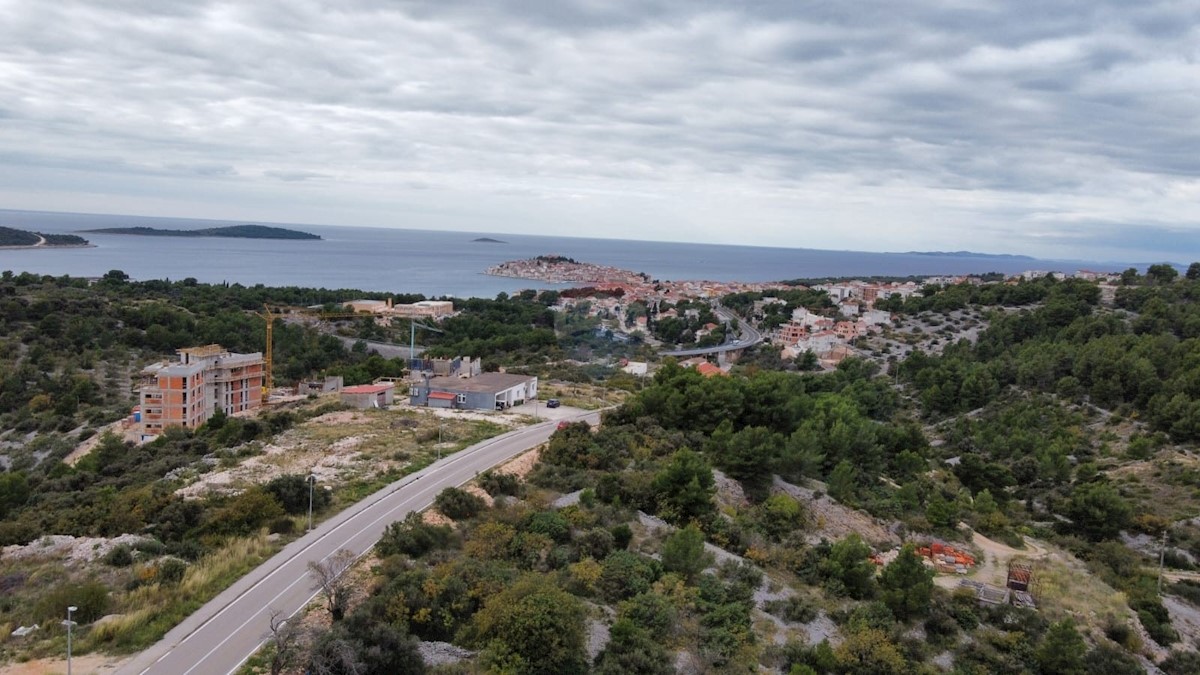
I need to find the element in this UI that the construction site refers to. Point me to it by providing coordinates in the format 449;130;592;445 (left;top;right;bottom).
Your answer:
873;539;1039;611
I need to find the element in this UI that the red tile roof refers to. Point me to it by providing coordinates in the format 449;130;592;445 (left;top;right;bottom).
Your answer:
428;391;457;400
696;362;727;377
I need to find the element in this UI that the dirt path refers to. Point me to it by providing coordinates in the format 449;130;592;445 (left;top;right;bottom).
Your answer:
935;528;1047;590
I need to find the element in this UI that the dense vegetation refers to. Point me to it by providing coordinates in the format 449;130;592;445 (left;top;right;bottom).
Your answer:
304;267;1200;672
0;226;88;247
6;266;1200;673
80;224;321;239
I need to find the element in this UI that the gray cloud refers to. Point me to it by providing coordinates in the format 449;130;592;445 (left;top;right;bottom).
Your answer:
0;0;1197;261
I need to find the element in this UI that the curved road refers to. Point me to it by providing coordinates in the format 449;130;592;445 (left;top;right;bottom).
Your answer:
661;306;764;357
119;411;599;675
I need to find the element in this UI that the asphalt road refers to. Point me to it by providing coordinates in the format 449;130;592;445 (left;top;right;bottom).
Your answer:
119;411;599;675
661;305;764;357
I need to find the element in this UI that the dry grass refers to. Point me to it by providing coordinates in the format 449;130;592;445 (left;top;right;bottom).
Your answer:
1111;451;1200;521
176;406;508;499
1033;554;1131;629
83;533;277;652
544;382;629;410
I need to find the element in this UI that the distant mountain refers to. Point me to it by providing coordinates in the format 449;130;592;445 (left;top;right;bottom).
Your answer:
472;237;507;243
0;226;89;247
81;224;321;240
902;250;1035;260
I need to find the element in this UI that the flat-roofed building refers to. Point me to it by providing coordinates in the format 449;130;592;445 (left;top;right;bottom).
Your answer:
138;345;263;441
410;372;538;411
340;382;396;409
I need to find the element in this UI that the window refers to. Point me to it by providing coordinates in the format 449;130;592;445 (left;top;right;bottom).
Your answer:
456;394;466;404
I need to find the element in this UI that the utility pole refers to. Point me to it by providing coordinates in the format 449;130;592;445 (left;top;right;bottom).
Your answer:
307;474;317;532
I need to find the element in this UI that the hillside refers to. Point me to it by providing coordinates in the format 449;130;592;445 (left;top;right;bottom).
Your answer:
0;226;89;247
2;268;1200;673
81;224;321;240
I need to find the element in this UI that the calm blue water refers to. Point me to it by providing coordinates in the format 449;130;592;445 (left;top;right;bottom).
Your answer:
0;209;1113;298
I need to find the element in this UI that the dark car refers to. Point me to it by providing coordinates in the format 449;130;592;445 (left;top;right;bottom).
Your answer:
546;398;561;408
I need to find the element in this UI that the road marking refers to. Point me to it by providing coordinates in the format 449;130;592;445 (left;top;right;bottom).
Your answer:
136;418;574;674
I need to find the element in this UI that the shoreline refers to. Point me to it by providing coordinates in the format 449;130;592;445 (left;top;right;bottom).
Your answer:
0;243;96;250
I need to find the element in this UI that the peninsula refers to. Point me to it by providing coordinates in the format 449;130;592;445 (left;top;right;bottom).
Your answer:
0;226;91;248
81;224;321;240
486;255;649;285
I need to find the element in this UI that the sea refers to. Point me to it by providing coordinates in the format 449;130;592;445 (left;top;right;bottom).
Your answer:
0;208;1122;299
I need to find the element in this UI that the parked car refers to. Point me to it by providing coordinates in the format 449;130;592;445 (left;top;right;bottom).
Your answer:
546;398;561;408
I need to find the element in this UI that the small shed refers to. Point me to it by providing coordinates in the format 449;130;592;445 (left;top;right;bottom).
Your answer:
340;382;395;409
427;391;457;409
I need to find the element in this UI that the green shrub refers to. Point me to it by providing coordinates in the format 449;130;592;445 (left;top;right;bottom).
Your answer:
598;551;662;603
764;596;818;624
0;520;37;546
478;470;520;497
377;512;454;558
611;523;633;550
434;487;486;520
158;558;188;585
36;580;109;624
264;474;331;515
269;517;296;535
133;539;166;556
521;511;571;543
103;544;134;567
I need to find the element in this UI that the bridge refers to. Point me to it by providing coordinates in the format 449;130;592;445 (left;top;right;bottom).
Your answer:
660;306;764;358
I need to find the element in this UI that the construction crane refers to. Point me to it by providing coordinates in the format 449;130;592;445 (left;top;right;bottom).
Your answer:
254;304;376;403
406;319;444;367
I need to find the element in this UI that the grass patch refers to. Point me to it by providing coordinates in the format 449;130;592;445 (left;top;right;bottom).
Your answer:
1034;556;1130;632
82;533;279;653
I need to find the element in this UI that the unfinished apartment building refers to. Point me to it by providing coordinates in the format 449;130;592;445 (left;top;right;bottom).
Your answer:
138;344;264;441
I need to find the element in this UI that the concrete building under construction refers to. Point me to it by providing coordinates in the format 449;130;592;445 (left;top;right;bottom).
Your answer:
137;345;264;441
343;298;455;320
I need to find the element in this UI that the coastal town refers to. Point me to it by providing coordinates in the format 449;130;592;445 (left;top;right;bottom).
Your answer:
486;254;1126;373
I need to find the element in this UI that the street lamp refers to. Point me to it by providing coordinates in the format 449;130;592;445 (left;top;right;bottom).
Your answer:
63;605;77;675
307;474;317;532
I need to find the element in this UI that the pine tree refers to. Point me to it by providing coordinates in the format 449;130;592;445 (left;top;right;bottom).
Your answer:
879;544;934;620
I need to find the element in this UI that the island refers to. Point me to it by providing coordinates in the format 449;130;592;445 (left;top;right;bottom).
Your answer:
902;250;1035;260
472;237;507;244
486;255;649;285
80;224;321;240
0;226;91;248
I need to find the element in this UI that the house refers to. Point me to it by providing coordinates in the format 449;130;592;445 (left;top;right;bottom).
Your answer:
777;322;807;345
340;382;395;409
622;361;649;377
137;345;263;441
298;375;343;396
410;372;538;411
834;321;861;340
696;362;727;378
861;308;892;327
819;344;858;369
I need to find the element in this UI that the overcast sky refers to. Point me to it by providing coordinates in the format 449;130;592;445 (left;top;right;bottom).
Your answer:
1;1;1197;261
